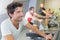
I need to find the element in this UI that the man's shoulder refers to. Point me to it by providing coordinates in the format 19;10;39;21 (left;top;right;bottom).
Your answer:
25;11;30;16
1;18;10;25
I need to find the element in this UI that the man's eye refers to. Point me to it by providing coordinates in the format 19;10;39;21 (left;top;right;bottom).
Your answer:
17;11;23;13
17;11;20;13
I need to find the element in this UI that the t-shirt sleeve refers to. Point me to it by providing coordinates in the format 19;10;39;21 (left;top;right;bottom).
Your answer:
38;8;45;14
42;8;45;10
38;8;42;14
1;22;12;36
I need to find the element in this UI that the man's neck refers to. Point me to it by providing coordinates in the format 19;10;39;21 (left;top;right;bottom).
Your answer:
10;19;19;29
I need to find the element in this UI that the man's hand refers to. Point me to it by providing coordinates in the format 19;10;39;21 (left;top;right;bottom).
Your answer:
45;34;52;40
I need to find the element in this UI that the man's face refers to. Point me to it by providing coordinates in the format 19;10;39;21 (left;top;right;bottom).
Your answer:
11;7;23;22
40;3;44;8
30;8;34;14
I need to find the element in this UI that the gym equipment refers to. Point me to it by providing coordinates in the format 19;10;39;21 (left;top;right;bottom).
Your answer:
48;15;59;28
26;32;54;40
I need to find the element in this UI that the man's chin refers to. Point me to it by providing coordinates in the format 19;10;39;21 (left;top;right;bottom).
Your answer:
19;19;23;21
17;19;22;23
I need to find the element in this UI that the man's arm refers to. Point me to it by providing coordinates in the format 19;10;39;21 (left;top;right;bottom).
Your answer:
42;10;50;15
4;34;14;40
30;15;43;22
25;23;46;38
35;13;46;18
25;23;52;40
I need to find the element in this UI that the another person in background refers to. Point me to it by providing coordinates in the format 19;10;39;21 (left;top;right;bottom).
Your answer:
47;9;56;19
38;3;50;30
47;9;52;14
1;2;52;40
25;7;44;30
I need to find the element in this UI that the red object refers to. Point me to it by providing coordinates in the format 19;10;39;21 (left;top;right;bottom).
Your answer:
28;18;32;23
28;13;34;23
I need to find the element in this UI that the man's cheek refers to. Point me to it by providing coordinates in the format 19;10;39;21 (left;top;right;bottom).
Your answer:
13;16;17;19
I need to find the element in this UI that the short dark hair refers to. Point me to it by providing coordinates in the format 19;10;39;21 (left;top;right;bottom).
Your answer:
29;7;34;10
7;2;23;15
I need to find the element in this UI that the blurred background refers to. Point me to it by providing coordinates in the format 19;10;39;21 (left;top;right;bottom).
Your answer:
0;0;60;40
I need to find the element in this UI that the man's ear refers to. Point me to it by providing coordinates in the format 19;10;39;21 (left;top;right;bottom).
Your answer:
9;13;13;18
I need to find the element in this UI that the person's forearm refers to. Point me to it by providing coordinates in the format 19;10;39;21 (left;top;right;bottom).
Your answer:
26;23;47;38
32;16;40;21
35;13;44;18
31;15;40;21
42;10;49;15
5;34;14;40
30;15;38;21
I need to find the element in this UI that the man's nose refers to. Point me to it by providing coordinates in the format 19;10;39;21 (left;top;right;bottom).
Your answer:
20;13;24;16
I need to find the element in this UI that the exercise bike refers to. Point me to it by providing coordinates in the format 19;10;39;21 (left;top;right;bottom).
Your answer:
48;15;59;28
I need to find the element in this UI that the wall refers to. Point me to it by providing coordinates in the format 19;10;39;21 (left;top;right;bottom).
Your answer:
45;0;60;16
29;0;37;11
13;0;29;15
45;0;60;21
14;0;28;1
16;0;37;14
0;0;38;15
0;0;13;15
36;0;45;13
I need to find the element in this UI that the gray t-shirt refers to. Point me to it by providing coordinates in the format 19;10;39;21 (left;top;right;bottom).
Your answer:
1;18;28;40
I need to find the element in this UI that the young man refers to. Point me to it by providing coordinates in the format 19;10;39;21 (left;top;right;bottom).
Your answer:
25;7;44;30
1;2;52;40
38;3;50;30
